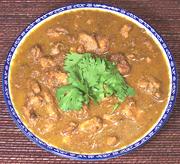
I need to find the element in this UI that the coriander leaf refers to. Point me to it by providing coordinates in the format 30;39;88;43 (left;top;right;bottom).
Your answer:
56;52;135;111
90;83;105;102
68;68;87;92
64;52;84;72
127;87;135;96
111;103;120;114
56;85;85;111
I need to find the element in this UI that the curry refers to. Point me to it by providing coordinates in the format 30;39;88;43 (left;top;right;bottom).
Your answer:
10;9;170;154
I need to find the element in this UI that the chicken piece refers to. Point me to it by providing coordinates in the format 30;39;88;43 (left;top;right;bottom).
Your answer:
117;62;130;75
78;33;110;55
50;43;61;56
127;53;136;61
127;53;145;62
40;57;56;68
144;40;153;51
109;54;130;75
47;27;69;38
28;80;41;94
78;33;98;52
61;122;78;136
42;71;67;89
26;80;43;110
28;45;43;63
22;107;38;126
42;90;59;117
121;107;144;122
120;24;132;38
43;90;53;103
67;35;76;44
66;105;89;120
96;35;110;55
37;117;58;134
45;104;59;118
27;94;44;109
50;71;67;85
76;44;85;53
121;107;135;121
103;113;123;125
41;123;54;134
138;76;161;98
53;53;66;68
31;70;40;79
107;136;118;146
121;99;144;121
78;117;103;133
25;89;60;122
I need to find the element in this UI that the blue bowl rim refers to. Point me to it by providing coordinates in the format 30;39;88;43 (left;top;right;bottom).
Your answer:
2;3;178;161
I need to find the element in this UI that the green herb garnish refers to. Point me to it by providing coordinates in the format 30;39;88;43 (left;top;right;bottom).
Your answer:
111;103;120;114
56;52;135;111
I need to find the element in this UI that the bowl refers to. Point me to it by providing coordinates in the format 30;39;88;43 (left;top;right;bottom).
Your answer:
2;3;178;160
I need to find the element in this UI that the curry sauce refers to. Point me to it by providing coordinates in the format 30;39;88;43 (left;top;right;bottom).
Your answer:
10;10;170;153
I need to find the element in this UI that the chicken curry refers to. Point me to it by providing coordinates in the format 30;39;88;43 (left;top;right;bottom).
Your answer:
10;9;170;153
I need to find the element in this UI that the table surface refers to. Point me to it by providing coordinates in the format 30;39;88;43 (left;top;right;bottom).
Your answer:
0;0;180;163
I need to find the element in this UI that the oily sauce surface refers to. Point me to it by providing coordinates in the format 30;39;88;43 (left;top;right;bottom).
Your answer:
10;10;169;153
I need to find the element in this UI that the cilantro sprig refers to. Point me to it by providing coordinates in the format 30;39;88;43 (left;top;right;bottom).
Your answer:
56;52;135;111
